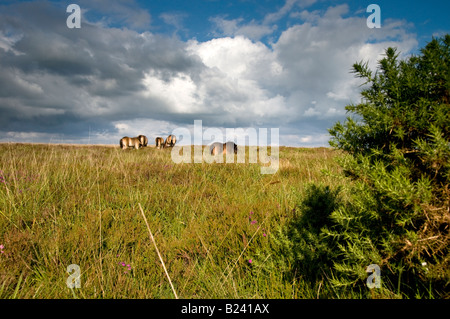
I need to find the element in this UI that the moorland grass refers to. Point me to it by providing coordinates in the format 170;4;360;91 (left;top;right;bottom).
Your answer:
0;143;345;299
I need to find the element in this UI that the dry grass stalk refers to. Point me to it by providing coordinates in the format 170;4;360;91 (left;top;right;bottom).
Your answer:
138;203;178;299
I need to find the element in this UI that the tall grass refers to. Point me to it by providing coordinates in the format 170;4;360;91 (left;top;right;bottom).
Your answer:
0;143;344;298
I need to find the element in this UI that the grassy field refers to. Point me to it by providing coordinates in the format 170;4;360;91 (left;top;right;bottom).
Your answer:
0;142;349;299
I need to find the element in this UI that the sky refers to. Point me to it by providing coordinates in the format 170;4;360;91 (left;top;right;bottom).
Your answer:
0;0;448;146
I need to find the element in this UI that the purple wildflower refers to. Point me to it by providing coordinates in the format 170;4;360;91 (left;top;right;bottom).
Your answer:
118;260;132;273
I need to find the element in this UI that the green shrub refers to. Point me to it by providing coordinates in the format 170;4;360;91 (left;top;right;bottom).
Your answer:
275;35;449;298
328;35;450;298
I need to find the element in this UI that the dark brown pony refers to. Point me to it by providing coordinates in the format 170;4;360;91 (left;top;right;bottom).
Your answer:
164;135;177;148
155;137;165;149
210;142;238;155
138;135;148;147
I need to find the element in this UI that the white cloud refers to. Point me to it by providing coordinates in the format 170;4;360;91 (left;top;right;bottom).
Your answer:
299;133;329;145
0;31;24;55
279;132;329;147
210;17;276;41
113;118;176;142
141;71;200;113
304;107;321;117
264;0;317;24
270;5;417;121
114;123;129;133
176;36;291;122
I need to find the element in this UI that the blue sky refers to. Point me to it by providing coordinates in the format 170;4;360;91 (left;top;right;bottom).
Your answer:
139;0;448;48
73;1;450;47
0;0;448;146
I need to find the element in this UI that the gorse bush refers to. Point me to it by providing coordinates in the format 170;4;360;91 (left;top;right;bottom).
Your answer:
275;35;449;298
328;35;450;298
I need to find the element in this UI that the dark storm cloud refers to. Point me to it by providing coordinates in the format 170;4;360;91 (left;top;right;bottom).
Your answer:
0;1;206;140
79;0;152;30
1;3;199;82
1;111;112;136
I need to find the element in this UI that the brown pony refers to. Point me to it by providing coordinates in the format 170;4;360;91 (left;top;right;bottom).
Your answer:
120;136;142;150
138;135;148;147
155;137;165;149
164;135;177;148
